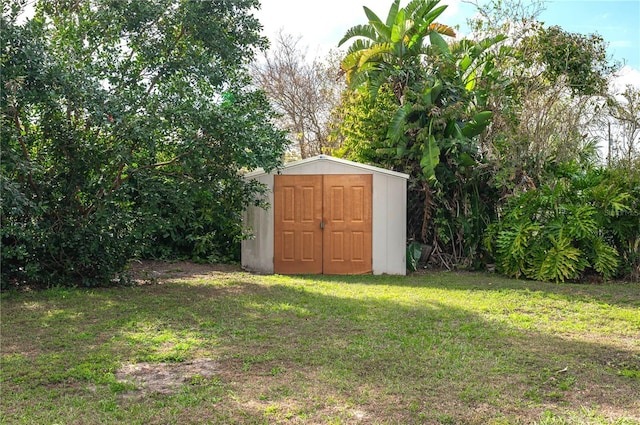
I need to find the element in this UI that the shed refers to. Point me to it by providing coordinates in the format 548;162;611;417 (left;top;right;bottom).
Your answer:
242;155;409;275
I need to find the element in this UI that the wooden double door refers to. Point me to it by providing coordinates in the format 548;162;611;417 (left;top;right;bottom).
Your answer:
274;174;372;274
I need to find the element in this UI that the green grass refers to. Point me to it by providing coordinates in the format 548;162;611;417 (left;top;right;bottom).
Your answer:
1;268;639;424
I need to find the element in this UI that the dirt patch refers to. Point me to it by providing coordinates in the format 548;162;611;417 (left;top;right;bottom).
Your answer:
127;260;241;284
115;358;219;397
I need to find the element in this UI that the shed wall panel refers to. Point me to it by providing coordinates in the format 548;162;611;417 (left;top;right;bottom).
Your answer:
241;173;274;273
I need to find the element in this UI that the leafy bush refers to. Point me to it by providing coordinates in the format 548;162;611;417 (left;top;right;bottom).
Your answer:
1;178;136;287
1;1;286;288
486;167;638;282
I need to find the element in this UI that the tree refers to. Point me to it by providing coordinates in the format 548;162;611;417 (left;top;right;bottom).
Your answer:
335;0;503;268
338;0;455;103
524;25;615;97
466;1;617;192
1;0;287;286
465;0;639;281
251;31;344;159
606;85;640;168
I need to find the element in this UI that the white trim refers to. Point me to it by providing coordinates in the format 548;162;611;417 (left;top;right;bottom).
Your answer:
244;154;410;179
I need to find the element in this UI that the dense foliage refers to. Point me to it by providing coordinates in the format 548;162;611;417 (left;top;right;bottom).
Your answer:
333;0;639;281
334;0;503;268
3;0;637;285
1;0;287;287
486;166;639;282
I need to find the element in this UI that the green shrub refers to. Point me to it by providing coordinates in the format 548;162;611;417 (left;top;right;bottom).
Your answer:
1;1;286;288
486;168;638;282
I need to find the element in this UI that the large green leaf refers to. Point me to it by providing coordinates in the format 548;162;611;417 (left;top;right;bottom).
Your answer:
396;135;408;157
420;134;440;182
387;104;410;143
390;10;410;43
364;6;391;40
496;221;539;278
535;234;584;283
385;0;401;27
591;239;619;280
429;31;450;56
459;54;472;71
421;5;448;30
457;152;476;167
565;204;598;239
421;80;442;105
461;111;492;138
465;68;477;91
406;241;423;272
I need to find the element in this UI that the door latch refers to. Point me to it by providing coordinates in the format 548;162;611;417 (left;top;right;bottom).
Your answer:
320;221;325;229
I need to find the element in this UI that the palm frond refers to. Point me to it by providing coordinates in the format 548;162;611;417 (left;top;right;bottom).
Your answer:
366;70;388;103
345;38;373;56
387;104;410;143
341;50;363;74
422;5;448;29
339;24;378;47
429;22;456;37
357;43;393;68
406;0;439;19
348;69;371;90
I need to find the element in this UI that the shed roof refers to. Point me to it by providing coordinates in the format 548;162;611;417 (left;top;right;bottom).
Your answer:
245;155;410;179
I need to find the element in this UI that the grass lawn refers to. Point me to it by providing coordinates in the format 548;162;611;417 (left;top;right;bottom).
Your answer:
1;262;639;424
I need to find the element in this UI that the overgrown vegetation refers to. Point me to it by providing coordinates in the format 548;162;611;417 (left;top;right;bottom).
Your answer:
486;166;639;282
333;0;503;269
1;0;287;287
2;0;639;286
2;268;639;423
330;0;639;281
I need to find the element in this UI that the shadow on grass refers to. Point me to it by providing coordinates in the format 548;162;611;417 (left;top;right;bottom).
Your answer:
1;272;639;424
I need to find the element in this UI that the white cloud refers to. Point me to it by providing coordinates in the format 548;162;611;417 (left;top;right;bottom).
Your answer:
256;0;385;50
611;66;640;93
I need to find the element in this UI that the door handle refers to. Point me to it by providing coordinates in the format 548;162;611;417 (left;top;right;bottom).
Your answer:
320;221;325;229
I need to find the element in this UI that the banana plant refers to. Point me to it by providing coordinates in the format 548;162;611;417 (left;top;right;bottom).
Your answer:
383;32;504;182
339;0;455;103
337;0;507;257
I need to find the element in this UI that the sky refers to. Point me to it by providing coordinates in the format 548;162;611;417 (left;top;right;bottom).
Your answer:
255;0;640;89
